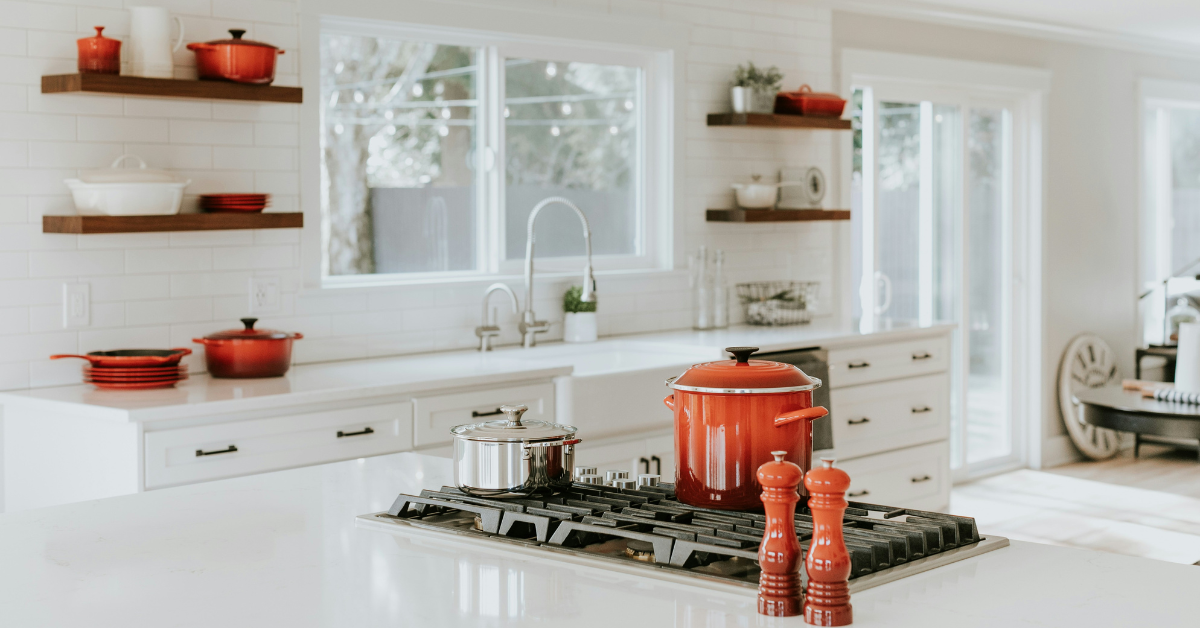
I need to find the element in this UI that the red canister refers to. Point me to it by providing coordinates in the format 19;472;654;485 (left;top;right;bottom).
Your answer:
77;26;121;74
663;347;828;510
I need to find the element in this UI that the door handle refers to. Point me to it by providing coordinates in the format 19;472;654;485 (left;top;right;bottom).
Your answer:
651;455;661;475
911;406;932;414
639;457;650;474
848;361;870;369
847;417;871;425
912;352;932;360
472;408;504;417
196;445;237;457
337;427;375;438
848;490;869;497
911;475;932;483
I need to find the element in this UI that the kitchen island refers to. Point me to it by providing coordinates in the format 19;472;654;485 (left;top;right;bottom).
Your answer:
1;451;1195;627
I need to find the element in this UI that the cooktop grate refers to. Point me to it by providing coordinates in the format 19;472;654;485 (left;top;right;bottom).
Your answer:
359;481;1006;591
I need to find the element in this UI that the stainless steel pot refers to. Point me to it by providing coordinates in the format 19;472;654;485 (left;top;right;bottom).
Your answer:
451;404;580;498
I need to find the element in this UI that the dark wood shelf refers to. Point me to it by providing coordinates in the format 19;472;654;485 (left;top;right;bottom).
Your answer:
41;74;302;103
706;112;851;130
707;209;850;223
43;213;304;234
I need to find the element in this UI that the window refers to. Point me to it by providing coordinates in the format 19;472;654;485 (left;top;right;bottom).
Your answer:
318;20;663;284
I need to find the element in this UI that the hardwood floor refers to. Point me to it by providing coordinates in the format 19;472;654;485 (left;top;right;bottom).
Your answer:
951;445;1200;565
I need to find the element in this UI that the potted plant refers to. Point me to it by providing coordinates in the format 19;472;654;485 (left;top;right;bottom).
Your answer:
562;285;597;343
731;62;783;114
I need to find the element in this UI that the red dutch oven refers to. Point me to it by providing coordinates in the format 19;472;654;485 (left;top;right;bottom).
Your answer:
187;29;283;85
193;318;302;378
664;347;828;510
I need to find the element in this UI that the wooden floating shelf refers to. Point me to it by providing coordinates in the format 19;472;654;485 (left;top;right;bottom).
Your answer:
707;209;851;223
706;112;851;130
43;213;304;234
41;74;302;103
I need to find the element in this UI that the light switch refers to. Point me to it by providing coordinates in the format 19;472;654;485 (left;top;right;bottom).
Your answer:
249;276;281;314
63;283;90;328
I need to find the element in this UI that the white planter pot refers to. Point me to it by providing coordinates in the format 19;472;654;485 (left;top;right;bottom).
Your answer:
731;86;749;113
563;312;597;343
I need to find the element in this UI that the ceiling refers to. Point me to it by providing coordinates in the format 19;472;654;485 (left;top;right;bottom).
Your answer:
833;0;1200;54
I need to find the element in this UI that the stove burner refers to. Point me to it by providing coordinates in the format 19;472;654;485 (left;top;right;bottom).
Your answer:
374;482;996;591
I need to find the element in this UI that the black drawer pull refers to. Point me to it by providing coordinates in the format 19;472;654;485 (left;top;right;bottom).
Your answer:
911;406;932;414
848;361;870;369
196;445;237;457
847;417;871;425
848;490;870;497
911;475;932;483
472;408;504;418
337;427;375;438
651;455;662;475
640;457;650;473
912;352;932;360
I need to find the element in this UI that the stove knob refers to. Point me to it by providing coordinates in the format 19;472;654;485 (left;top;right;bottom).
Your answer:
637;474;660;487
604;470;629;483
577;474;603;485
612;478;638;490
575;466;598;477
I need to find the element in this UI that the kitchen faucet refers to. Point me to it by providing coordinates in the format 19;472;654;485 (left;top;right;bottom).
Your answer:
475;282;519;351
520;196;596;348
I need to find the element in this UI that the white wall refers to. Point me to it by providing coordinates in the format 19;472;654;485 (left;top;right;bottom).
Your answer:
0;0;839;389
833;11;1200;466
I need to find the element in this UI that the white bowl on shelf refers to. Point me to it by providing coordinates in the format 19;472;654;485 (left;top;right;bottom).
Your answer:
63;154;190;216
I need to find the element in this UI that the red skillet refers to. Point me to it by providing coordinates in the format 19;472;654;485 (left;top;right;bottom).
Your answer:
51;348;192;368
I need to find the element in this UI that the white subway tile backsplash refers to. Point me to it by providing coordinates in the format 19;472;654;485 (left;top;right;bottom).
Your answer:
29;249;124;276
126;144;214;169
126;247;213;273
1;0;78;31
0;26;27;56
0;330;77;363
210;244;294;270
124;97;214;119
0;361;30;390
78;326;171;353
212;146;296;170
84;274;170;302
28;141;123;168
211;102;296;122
254;122;297;146
168;229;253;246
0;140;26;167
169;119;255;145
0;85;26;113
28;357;81;388
77;232;172;249
125;297;213;325
0;306;30;335
78;116;168;142
254;171;298;194
76;7;132;36
0;112;76;141
211;0;295;24
170;271;251;297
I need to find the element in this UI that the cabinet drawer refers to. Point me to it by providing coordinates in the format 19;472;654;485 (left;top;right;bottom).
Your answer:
828;336;950;388
831;374;949;460
412;383;554;447
145;402;414;490
837;441;948;510
575;431;675;480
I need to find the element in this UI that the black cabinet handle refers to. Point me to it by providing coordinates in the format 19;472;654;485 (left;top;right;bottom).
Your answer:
911;475;932;483
847;417;871;425
651;455;662;475
196;445;237;457
640;457;650;473
912;352;932;360
911;406;932;414
848;361;870;369
337;427;375;438
472;408;503;418
848;490;869;497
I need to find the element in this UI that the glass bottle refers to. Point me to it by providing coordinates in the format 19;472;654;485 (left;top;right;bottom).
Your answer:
713;249;729;328
691;246;712;330
1167;297;1200;344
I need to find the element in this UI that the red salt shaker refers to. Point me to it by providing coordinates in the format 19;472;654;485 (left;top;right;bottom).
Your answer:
757;449;803;617
804;457;853;626
77;26;121;74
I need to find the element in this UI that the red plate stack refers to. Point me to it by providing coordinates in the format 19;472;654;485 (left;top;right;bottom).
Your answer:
200;193;270;213
83;364;190;390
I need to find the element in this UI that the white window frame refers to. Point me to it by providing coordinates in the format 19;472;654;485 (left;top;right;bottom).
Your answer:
303;15;674;290
1138;79;1200;345
840;49;1047;478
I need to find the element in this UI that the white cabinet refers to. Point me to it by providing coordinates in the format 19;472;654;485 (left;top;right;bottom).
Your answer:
828;336;950;388
830;373;949;460
838;441;949;510
411;383;554;448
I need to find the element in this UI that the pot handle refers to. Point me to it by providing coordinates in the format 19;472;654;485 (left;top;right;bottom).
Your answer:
663;395;675;411
49;354;88;361
192;338;212;345
291;332;304;340
774;406;829;427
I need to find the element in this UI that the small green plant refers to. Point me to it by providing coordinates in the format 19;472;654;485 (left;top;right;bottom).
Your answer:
732;62;783;91
563;285;596;313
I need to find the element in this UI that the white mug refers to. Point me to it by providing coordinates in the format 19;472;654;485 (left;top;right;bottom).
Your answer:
128;6;184;79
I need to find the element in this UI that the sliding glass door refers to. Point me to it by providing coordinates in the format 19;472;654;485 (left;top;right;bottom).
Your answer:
852;83;1021;478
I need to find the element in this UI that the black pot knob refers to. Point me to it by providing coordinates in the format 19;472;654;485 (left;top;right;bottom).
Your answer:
726;346;759;364
240;317;258;330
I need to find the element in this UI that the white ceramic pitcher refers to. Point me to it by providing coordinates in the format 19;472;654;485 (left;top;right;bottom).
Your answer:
128;6;184;79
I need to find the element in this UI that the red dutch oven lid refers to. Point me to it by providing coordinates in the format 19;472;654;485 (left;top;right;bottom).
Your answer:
202;318;297;341
666;346;820;393
200;29;279;49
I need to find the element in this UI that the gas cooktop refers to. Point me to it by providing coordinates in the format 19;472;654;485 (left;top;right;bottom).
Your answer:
357;481;1008;595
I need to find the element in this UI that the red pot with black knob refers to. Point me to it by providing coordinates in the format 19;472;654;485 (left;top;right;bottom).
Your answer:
187;29;283;85
193;318;302;378
664;346;828;510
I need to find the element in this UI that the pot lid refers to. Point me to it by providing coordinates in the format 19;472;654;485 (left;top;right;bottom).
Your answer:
205;29;278;49
202;318;294;340
79;154;183;184
780;84;844;101
667;346;821;393
451;405;578;443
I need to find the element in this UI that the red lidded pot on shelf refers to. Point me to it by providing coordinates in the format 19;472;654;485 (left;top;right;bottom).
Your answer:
77;26;121;75
663;347;828;510
193;318;303;378
187;29;284;85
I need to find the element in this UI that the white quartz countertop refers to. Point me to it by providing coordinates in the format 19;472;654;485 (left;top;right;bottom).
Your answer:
0;320;951;423
0;451;1193;628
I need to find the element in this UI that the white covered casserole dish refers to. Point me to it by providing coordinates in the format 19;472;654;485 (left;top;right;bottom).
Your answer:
64;154;191;216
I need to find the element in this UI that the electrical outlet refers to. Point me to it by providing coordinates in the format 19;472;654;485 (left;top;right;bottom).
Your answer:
63;283;90;328
249;276;282;314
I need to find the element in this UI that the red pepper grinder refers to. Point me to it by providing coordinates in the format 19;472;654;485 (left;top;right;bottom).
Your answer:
757;449;803;617
804;458;852;626
77;26;122;74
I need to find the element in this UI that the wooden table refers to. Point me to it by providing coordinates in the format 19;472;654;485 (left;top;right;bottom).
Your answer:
1075;387;1200;460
